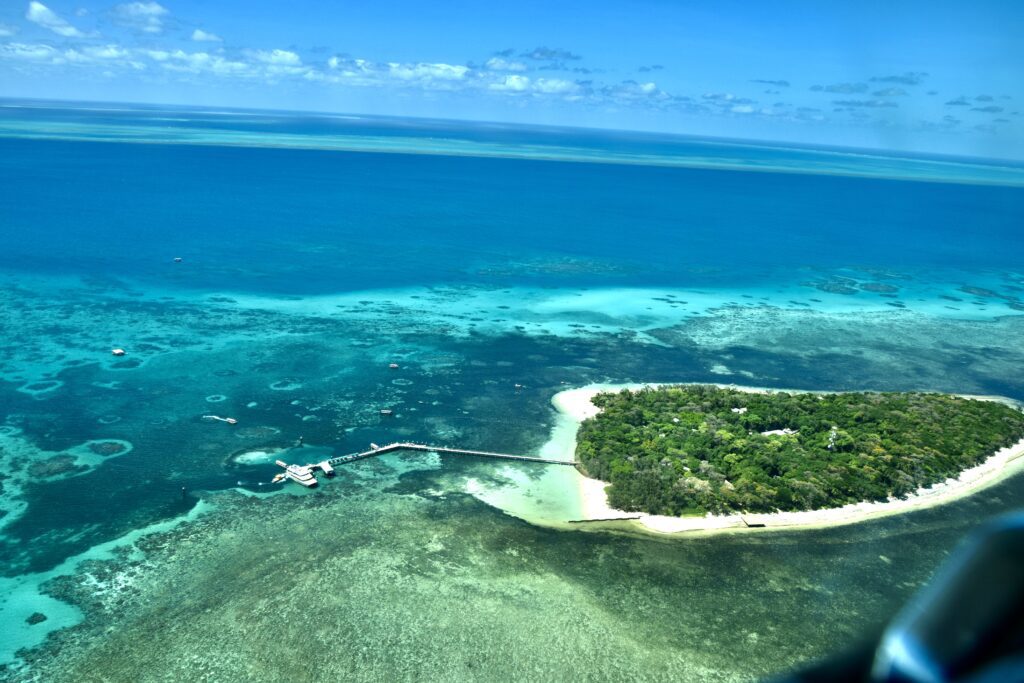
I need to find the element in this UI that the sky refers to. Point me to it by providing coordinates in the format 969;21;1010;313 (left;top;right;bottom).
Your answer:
1;0;1023;159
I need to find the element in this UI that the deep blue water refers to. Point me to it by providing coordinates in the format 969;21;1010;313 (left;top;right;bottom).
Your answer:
1;135;1022;295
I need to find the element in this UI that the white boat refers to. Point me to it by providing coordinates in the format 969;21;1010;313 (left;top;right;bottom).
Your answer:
285;464;317;487
274;459;317;487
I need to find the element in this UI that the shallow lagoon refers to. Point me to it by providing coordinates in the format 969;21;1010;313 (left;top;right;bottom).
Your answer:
1;112;1024;680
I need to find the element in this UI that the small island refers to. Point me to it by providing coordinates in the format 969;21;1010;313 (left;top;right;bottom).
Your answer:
575;385;1024;518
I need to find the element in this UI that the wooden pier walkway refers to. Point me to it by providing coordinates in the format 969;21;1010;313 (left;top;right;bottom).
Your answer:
326;442;576;467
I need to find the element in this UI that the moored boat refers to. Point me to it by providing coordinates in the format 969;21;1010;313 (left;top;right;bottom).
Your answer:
285;464;317;487
274;459;317;487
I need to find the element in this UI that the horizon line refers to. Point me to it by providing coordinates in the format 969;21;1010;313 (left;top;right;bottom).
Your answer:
5;95;1024;169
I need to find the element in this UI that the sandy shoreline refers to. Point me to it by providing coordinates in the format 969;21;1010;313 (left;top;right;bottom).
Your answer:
553;383;1024;535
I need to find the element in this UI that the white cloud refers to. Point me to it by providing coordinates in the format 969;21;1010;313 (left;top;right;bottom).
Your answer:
328;56;472;88
85;44;129;59
599;80;669;104
388;62;468;81
0;41;59;61
327;56;359;70
168;49;210;68
0;23;18;37
191;28;221;42
112;2;169;34
252;48;301;66
323;56;378;85
151;47;313;80
485;57;526;72
26;2;84;37
162;49;251;76
533;78;577;94
60;43;145;71
730;104;755;114
489;74;529;91
327;56;373;74
62;48;87;62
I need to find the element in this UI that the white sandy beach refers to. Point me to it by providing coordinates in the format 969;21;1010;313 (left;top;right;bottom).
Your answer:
553;383;1024;535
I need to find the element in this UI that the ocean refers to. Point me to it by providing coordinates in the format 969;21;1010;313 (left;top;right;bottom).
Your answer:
1;101;1023;681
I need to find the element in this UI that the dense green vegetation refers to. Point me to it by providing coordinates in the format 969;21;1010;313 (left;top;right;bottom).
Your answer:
576;386;1024;516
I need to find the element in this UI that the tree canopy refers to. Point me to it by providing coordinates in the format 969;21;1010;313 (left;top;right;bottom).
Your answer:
575;386;1024;516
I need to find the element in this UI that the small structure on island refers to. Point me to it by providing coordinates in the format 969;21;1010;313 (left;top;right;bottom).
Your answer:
111;348;126;356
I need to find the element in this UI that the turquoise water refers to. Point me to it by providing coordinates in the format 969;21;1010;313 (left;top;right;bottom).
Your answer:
1;102;1024;681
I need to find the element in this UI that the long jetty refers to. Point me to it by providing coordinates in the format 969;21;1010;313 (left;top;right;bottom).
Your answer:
326;442;576;467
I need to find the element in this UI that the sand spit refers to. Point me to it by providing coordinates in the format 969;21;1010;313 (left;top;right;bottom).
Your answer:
553;383;1024;535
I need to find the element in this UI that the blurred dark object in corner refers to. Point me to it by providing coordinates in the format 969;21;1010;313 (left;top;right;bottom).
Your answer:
771;512;1024;683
